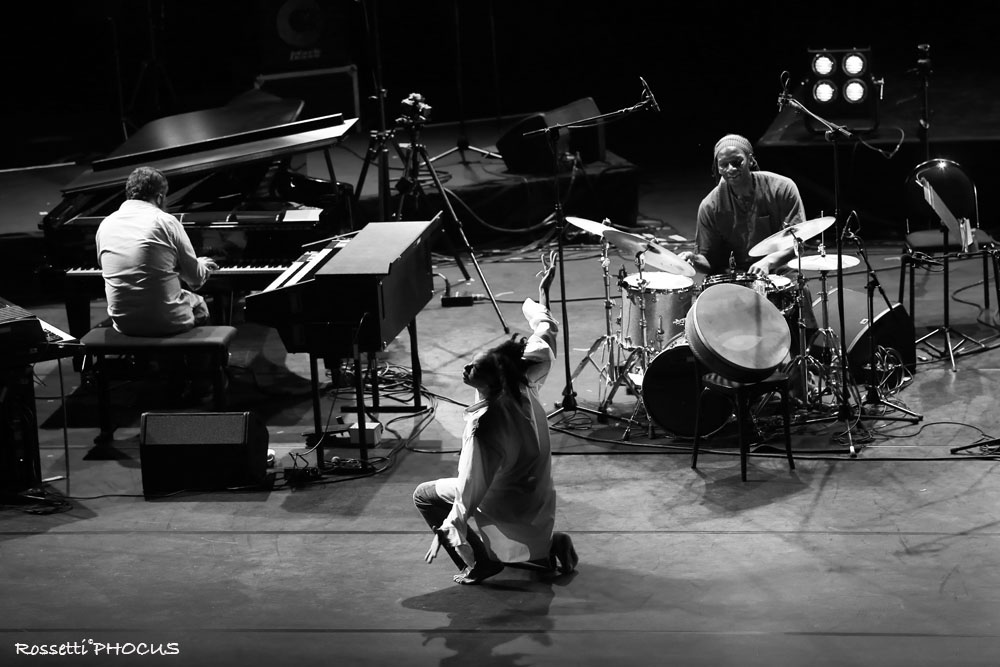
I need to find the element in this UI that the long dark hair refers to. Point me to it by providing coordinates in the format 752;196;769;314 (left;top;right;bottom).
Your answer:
483;335;528;399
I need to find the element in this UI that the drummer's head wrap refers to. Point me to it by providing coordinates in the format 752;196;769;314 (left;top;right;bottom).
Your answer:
711;134;758;177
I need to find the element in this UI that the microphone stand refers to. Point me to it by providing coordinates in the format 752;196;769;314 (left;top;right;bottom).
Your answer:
847;230;922;422
779;91;861;455
534;82;659;418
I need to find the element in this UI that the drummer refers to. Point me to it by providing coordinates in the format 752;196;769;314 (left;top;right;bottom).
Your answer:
678;133;817;334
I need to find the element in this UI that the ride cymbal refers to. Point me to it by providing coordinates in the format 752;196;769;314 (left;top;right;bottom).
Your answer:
748;216;836;257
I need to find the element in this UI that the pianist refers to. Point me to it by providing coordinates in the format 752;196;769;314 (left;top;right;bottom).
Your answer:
414;251;577;585
96;166;218;336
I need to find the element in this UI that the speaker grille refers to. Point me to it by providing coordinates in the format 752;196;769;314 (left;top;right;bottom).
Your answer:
141;413;248;446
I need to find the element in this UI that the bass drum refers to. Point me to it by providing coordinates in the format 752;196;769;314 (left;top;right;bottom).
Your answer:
686;283;791;383
642;335;731;438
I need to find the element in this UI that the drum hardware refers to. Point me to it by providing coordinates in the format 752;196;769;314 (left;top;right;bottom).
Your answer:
779;233;840;411
613;252;655;439
800;262;862;414
563;226;625;416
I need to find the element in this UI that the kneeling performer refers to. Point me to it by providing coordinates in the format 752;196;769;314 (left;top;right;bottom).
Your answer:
413;251;577;585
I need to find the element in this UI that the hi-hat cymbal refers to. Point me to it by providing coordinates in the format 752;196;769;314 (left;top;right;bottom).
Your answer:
748;216;836;257
792;254;861;272
603;229;695;277
565;216;614;237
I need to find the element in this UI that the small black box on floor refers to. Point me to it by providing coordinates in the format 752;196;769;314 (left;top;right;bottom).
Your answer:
139;412;269;498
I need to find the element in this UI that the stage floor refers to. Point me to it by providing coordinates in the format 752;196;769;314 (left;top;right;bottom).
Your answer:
3;125;1000;666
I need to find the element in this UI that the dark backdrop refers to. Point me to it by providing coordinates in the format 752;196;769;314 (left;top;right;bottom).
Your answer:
2;1;995;171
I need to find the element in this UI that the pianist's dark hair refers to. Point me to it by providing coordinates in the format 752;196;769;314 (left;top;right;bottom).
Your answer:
125;166;168;202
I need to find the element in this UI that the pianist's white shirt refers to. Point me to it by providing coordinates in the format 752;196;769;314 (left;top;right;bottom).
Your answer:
96;199;212;336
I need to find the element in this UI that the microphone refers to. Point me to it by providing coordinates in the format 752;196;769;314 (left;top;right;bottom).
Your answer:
639;76;660;112
776;71;793;112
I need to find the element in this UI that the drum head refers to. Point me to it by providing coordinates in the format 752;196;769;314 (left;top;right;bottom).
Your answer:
686;283;790;382
642;338;730;437
767;274;792;289
623;271;693;292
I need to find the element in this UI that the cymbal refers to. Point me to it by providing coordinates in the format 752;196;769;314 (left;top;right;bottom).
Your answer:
565;216;614;237
604;229;695;277
748;216;836;257
792;254;861;272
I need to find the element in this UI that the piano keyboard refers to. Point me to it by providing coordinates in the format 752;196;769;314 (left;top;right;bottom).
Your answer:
65;261;293;278
0;296;78;367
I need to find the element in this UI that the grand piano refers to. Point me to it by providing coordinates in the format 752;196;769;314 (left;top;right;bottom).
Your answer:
39;90;359;338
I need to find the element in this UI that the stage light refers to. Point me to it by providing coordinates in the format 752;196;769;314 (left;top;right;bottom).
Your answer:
843;52;866;76
844;79;868;103
802;47;881;134
813;80;837;103
812;53;836;77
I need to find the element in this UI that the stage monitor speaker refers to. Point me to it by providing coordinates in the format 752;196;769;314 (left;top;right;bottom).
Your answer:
813;288;917;383
496;97;606;174
139;412;269;497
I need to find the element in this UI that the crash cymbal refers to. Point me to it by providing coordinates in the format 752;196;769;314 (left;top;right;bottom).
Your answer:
792;254;861;272
604;229;695;277
565;216;614;237
748;216;836;257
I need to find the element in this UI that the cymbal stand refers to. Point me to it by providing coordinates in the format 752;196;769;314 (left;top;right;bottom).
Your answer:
598;254;654;439
803;266;860;417
394;113;508;333
565;236;622;413
783;236;829;409
848;232;923;422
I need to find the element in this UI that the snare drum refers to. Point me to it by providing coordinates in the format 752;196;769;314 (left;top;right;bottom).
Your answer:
700;271;757;292
763;274;797;314
641;334;731;437
619;272;694;351
685;282;791;383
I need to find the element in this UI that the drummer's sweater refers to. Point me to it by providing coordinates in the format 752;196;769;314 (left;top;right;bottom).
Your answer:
695;170;806;274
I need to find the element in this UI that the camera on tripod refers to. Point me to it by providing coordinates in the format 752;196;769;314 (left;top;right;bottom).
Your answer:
395;92;432;131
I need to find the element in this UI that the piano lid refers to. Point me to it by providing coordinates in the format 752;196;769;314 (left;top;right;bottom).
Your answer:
316;219;441;277
64;93;357;196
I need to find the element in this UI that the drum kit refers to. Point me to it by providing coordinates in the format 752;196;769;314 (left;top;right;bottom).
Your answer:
566;215;868;439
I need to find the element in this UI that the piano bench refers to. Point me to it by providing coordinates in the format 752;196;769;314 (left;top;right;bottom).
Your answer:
80;326;238;446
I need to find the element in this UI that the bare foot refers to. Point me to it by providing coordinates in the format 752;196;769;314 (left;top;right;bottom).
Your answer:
453;559;504;585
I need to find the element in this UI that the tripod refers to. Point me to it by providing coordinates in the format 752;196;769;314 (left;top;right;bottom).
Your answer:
394;110;509;333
